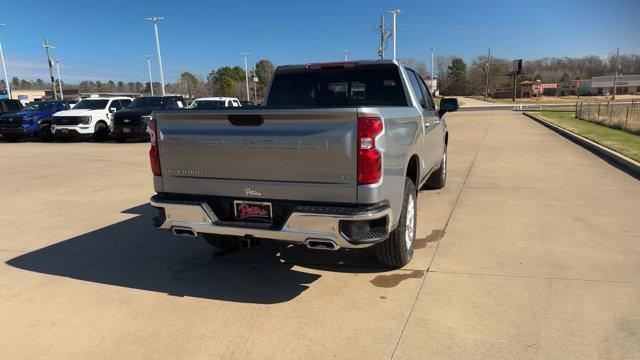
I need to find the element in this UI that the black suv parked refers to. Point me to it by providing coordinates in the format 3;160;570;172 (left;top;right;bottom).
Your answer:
111;96;187;142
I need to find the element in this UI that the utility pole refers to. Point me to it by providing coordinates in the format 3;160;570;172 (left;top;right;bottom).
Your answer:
53;59;63;100
253;70;257;103
387;9;401;60
612;47;619;100
145;55;154;95
377;14;391;59
430;47;435;86
42;37;58;100
342;49;351;61
484;48;491;101
146;17;165;95
240;52;251;102
378;14;385;59
0;23;11;99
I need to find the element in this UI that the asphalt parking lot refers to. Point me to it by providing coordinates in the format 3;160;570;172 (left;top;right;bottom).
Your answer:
1;110;638;359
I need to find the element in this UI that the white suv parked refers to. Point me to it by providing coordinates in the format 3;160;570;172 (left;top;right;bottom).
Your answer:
52;97;132;141
189;97;241;109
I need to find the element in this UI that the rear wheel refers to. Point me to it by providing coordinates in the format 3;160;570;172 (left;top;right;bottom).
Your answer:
426;147;447;189
93;122;109;141
203;234;240;253
38;125;53;142
375;178;417;268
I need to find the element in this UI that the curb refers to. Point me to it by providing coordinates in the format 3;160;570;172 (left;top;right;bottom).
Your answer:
523;112;640;178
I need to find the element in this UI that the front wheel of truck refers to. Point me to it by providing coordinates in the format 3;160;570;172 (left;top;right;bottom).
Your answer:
38;125;53;142
203;234;240;253
375;178;417;268
93;122;109;141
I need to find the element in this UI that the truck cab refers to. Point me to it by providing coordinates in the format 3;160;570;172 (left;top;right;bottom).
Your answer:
0;100;71;141
52;97;132;141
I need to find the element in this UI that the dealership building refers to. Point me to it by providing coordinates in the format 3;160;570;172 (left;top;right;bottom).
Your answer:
589;75;640;95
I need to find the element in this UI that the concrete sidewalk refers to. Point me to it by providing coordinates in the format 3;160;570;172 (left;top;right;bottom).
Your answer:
0;111;638;359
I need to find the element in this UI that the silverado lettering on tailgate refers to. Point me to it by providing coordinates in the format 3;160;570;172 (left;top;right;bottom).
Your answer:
163;135;332;150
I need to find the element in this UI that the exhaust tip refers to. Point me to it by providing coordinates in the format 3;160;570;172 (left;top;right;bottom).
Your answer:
171;226;198;237
306;239;338;251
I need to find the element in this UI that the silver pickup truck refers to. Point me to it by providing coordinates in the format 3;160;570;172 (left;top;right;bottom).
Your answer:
148;59;458;267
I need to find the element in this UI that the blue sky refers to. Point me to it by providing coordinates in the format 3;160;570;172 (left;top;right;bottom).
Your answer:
1;0;638;83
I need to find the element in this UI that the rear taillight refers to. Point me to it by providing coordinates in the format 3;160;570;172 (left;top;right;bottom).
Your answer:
147;118;161;176
357;116;383;185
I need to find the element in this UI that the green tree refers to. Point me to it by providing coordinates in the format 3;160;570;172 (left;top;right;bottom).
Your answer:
255;59;275;85
445;58;468;95
217;77;236;97
180;71;200;98
11;76;20;87
20;79;31;89
211;66;245;83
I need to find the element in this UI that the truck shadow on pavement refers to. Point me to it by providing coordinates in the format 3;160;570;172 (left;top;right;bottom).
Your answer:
6;204;389;304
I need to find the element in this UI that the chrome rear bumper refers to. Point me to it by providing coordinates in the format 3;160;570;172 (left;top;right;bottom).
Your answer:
150;197;392;249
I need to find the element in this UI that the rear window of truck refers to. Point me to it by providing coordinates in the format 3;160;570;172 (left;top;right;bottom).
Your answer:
267;65;407;108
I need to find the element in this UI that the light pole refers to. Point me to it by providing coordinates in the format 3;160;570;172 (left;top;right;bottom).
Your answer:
145;17;165;95
240;52;251;102
53;59;63;100
484;48;491;101
42;37;58;100
430;47;435;90
145;55;154;95
387;9;401;60
0;23;10;99
612;47;619;100
342;49;351;61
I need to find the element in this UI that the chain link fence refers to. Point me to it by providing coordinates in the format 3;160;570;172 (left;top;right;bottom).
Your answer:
575;100;640;134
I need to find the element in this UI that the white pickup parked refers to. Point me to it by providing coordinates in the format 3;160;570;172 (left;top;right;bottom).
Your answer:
52;97;132;141
189;97;242;109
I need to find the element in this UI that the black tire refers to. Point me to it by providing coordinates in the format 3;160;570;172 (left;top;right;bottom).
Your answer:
203;234;240;252
38;125;53;142
93;122;109;141
115;136;128;143
425;147;447;190
375;178;417;268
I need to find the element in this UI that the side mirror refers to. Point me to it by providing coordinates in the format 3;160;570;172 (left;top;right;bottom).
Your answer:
109;107;117;113
438;98;459;117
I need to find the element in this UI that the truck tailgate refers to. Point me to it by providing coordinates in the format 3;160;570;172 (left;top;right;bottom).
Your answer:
155;108;358;202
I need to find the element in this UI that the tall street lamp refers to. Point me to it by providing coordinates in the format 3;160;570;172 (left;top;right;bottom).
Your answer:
387;9;401;60
0;23;11;99
53;59;63;100
145;55;154;95
240;52;251;102
146;17;166;95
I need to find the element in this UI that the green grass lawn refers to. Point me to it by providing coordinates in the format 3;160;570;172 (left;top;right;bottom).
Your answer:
531;110;640;162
